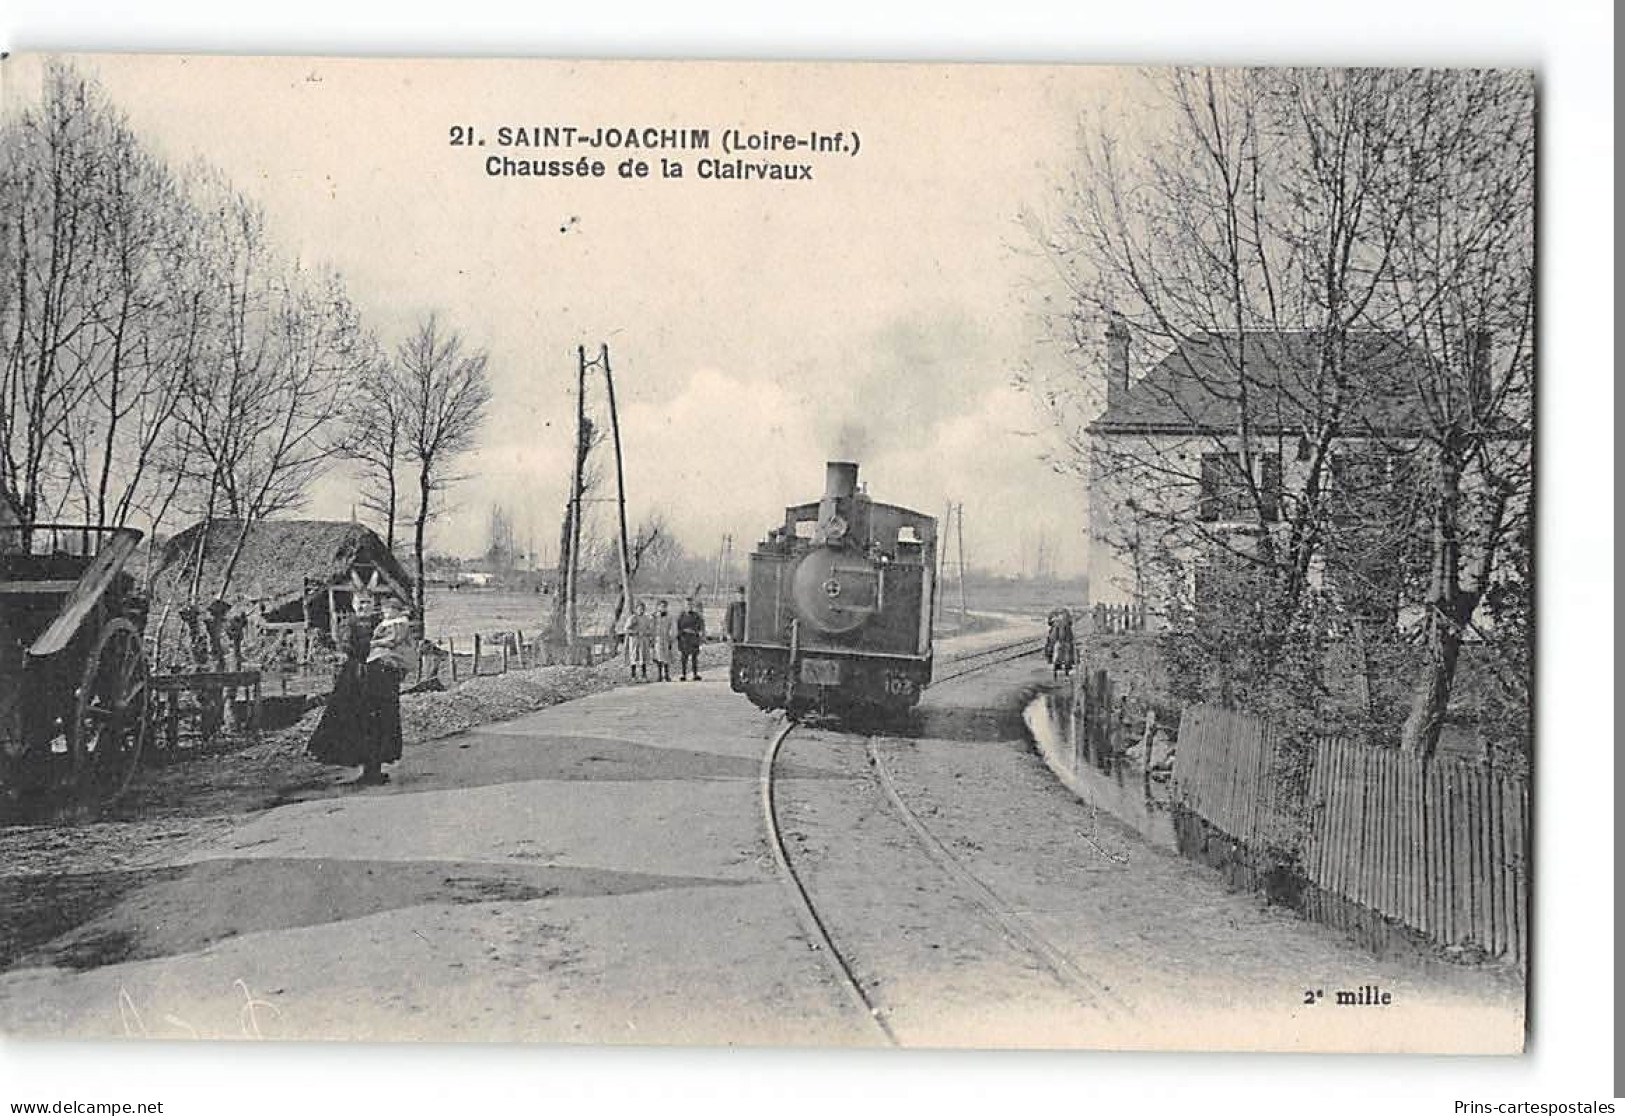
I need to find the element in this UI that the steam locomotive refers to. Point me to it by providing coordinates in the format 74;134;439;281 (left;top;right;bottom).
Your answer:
730;462;937;718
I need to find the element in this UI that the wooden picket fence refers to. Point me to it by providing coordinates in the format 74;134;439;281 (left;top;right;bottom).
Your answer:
1304;736;1529;965
1174;705;1528;966
413;629;618;684
1091;602;1148;633
1172;706;1298;854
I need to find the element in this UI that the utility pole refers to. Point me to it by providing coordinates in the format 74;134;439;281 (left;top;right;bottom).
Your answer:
595;344;634;628
565;347;588;650
714;533;734;596
936;500;969;629
955;502;968;628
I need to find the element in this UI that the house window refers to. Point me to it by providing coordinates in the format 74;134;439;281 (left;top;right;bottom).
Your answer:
1199;452;1281;523
1259;453;1282;523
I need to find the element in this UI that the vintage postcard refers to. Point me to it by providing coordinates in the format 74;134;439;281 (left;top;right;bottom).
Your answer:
0;54;1531;1052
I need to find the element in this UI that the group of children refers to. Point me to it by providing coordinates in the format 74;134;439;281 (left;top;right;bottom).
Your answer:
620;596;703;681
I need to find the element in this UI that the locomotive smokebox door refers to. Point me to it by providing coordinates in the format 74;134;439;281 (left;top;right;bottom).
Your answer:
791;548;881;635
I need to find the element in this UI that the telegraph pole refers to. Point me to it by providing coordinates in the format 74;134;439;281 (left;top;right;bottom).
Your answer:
955;502;969;628
714;533;734;596
565;347;588;650
936;500;970;629
596;344;634;627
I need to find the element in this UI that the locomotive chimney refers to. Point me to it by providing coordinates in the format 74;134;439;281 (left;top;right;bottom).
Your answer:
825;461;859;500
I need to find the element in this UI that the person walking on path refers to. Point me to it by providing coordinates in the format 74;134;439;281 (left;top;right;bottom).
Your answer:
677;598;706;681
307;591;377;775
357;593;410;784
650;599;675;682
1046;607;1076;679
724;586;747;643
621;600;652;681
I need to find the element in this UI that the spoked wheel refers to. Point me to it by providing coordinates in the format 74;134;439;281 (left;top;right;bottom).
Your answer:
71;618;150;805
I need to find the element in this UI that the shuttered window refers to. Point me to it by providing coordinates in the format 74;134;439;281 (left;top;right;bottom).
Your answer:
1199;452;1281;523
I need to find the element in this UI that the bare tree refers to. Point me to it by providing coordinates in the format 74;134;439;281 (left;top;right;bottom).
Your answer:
396;313;492;620
61;124;213;532
1;59;418;670
0;61;218;554
1026;69;1416;700
1024;67;1533;747
1364;71;1534;757
340;346;405;549
0;62;115;524
172;183;366;599
601;509;675;634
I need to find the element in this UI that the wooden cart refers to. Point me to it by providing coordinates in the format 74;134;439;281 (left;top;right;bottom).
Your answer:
0;523;151;805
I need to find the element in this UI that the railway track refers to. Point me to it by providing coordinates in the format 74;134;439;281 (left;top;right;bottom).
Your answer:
760;717;898;1045
929;635;1047;685
759;632;1121;1044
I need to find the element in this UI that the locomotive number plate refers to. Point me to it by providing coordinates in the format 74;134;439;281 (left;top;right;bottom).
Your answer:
799;659;842;685
884;673;918;697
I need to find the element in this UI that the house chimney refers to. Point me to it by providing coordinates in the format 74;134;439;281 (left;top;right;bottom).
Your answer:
1105;314;1131;410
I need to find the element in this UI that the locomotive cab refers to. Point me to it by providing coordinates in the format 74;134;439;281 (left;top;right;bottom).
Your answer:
731;462;937;717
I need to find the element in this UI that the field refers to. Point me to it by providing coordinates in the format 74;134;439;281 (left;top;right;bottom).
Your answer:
419;580;1089;644
419;587;723;642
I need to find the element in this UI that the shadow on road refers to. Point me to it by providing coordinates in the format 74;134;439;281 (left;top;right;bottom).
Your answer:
2;855;752;974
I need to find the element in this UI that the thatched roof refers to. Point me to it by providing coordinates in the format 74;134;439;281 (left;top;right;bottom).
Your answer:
153;519;413;610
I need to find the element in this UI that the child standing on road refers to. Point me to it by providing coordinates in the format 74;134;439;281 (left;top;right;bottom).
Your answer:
650;599;675;682
622;600;652;681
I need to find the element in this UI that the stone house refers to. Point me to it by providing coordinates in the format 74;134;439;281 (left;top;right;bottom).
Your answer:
1084;319;1478;629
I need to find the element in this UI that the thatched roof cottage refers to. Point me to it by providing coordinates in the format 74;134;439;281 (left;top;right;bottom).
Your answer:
153;519;414;640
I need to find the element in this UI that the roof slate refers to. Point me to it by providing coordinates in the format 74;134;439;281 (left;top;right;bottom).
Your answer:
1092;331;1434;435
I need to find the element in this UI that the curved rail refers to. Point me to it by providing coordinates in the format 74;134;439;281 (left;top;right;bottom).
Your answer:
761;633;1116;1041
864;737;1130;1016
759;717;898;1046
894;645;1130;1012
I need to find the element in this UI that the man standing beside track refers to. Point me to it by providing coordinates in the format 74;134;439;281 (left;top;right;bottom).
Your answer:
677;598;706;681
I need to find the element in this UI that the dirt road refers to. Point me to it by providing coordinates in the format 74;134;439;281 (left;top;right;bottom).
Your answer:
0;644;1522;1049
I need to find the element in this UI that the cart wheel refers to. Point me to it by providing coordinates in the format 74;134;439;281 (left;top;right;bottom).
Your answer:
71;618;150;804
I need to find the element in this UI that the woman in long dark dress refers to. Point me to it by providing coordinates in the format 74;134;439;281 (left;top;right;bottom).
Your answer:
357;594;410;784
307;593;377;768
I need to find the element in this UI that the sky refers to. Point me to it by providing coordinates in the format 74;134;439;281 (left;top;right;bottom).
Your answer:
6;55;1141;575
